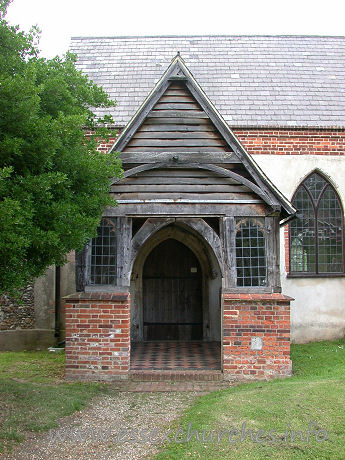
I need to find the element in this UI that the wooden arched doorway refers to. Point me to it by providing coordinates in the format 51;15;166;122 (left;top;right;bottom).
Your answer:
143;238;203;341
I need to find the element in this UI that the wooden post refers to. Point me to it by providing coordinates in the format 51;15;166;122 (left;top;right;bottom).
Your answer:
221;217;236;288
116;217;132;287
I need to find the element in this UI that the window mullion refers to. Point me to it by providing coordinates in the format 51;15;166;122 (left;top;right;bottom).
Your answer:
315;203;319;275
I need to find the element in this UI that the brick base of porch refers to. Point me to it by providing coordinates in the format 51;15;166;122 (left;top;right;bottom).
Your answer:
222;293;293;381
64;291;130;382
64;291;293;382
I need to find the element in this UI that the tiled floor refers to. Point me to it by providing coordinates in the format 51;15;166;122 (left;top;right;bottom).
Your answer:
130;341;221;370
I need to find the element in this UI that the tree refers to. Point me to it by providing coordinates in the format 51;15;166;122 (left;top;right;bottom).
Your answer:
0;0;122;294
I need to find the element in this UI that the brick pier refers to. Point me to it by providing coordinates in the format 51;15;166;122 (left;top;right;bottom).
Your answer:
64;292;130;381
222;293;293;380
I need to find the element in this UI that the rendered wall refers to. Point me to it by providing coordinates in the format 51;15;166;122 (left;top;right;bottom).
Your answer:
254;154;345;343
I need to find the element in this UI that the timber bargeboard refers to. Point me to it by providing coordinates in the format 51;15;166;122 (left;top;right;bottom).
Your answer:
108;55;296;222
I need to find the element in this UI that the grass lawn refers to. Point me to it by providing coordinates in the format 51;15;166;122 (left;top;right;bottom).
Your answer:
0;339;344;458
0;350;108;453
154;338;345;460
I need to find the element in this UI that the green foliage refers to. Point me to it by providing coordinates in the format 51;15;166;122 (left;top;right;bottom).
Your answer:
0;0;122;294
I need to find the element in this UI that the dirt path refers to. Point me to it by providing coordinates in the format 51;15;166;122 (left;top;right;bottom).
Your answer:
3;391;200;460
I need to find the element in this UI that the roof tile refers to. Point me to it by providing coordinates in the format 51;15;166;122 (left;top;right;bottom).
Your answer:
69;35;345;128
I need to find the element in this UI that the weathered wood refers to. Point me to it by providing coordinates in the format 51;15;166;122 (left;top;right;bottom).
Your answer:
158;86;194;94
130;217;222;342
116;217;132;287
143;239;202;340
112;192;259;201
144;117;210;125
115;176;242;185
166;82;191;88
158;95;199;103
138;124;216;132
130;217;176;269
123;146;230;153
75;245;88;291
130;217;223;278
112;162;269;204
221;217;237;288
134;131;220;139
184;80;287;212
265;216;281;292
137;167;240;177
153;102;201;110
148;110;209;118
113;79;171;152
160;86;193;92
127;138;227;147
175;217;224;277
109;57;294;220
111;184;250;193
105;202;267;217
120;152;237;164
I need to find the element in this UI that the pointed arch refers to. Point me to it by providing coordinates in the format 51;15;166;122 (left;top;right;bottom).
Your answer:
289;170;344;276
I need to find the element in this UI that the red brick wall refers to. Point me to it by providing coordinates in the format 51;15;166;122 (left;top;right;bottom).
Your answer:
222;293;292;380
234;128;345;156
89;127;345;157
64;292;130;381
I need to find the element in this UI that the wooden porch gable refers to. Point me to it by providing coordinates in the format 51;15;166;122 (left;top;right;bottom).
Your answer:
110;55;295;221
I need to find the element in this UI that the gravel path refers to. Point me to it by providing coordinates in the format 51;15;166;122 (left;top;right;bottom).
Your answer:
3;391;199;460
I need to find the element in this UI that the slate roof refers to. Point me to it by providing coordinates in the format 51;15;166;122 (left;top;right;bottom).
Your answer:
69;35;345;128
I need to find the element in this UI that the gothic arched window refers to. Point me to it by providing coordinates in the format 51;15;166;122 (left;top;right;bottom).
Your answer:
289;172;344;276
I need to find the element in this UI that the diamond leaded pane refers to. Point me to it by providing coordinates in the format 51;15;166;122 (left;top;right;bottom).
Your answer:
236;218;267;287
89;218;117;285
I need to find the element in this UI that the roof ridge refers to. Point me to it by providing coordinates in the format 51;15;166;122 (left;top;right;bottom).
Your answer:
70;34;345;40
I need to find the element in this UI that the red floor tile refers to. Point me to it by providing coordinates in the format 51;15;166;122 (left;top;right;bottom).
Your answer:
130;341;221;370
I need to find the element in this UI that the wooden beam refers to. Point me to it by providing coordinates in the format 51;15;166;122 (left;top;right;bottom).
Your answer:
148;110;208;118
127;138;227;147
104;202;267;217
138;124;216;132
133;131;220;139
115;176;243;185
120;152;238;163
112;193;259;201
112;185;250;193
144;117;210;125
111;162;270;205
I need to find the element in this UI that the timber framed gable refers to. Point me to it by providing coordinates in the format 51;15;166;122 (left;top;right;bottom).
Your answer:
110;55;296;222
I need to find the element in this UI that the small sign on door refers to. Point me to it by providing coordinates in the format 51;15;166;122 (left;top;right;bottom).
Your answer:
191;267;198;273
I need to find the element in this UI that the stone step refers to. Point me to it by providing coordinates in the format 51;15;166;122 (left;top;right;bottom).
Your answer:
130;370;223;382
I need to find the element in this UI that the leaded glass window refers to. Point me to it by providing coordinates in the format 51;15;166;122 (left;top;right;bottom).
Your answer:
290;172;344;275
236;218;267;286
88;218;117;285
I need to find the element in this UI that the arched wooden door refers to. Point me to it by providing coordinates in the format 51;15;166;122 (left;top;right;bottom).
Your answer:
143;238;203;340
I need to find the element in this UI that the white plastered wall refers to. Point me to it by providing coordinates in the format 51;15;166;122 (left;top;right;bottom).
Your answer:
254;155;345;343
